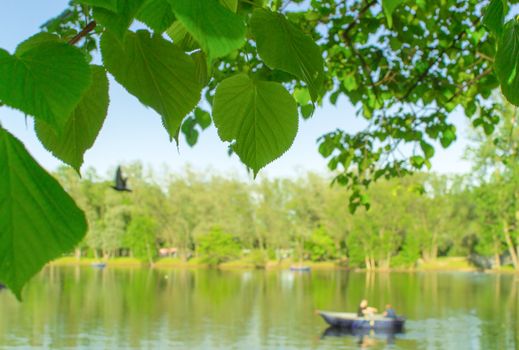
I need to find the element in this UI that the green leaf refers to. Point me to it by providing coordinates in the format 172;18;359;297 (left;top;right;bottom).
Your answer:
194;108;211;130
382;0;402;28
220;0;238;12
191;51;209;86
410;155;425;169
166;22;200;51
300;104;315;119
213;74;298;175
101;30;202;139
419;140;435;159
440;125;456;148
0;127;87;300
168;0;246;60
136;0;176;33
93;0;146;40
342;73;358;91
495;20;519;106
76;0;118;11
293;87;311;105
0;33;91;131
34;66;109;172
181;117;199;146
483;0;507;35
15;32;60;54
250;9;324;101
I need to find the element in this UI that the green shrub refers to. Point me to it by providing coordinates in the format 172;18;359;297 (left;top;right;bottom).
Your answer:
196;227;241;266
247;250;267;268
305;227;337;262
124;215;157;263
392;233;421;268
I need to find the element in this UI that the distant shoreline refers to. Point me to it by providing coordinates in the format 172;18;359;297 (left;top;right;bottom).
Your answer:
47;257;519;274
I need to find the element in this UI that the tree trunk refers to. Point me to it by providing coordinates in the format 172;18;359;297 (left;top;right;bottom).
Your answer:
365;256;371;270
146;241;153;266
503;221;518;269
493;236;501;269
257;234;265;252
75;248;81;261
431;231;438;260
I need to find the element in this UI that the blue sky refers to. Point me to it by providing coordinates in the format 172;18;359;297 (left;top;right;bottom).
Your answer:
0;1;473;180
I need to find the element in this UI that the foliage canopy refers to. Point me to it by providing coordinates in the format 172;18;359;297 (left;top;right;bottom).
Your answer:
0;0;518;297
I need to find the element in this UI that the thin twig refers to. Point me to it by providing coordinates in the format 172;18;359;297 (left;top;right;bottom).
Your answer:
342;0;377;40
447;66;493;103
68;21;96;45
400;30;467;101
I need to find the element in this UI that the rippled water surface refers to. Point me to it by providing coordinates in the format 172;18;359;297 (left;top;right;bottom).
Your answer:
0;268;517;349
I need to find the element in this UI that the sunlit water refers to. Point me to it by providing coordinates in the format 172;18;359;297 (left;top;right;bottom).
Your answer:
0;267;517;349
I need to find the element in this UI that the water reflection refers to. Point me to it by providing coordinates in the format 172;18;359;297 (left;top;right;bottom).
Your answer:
321;327;401;348
0;268;516;349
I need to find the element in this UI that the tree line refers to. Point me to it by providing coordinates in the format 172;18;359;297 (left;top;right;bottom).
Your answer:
54;164;517;270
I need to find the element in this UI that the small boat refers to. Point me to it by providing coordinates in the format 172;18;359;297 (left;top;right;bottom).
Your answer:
91;262;107;268
290;265;311;272
317;311;405;331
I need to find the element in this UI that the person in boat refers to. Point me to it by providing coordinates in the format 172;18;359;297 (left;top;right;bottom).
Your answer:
383;304;397;319
357;299;377;317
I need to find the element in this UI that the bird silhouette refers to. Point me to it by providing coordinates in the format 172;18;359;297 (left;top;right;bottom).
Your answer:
112;166;132;192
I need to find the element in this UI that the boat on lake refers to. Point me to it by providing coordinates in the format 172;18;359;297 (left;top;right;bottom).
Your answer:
317;311;405;331
91;262;107;268
290;265;311;272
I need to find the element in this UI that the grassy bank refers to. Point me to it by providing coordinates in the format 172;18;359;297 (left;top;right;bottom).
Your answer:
49;257;143;267
48;256;518;273
417;257;475;271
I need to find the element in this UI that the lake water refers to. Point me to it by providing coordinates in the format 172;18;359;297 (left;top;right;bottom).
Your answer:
0;267;517;349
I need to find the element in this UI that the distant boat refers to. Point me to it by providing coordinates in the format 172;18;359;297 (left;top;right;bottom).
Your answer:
91;262;107;268
317;311;405;331
290;265;311;272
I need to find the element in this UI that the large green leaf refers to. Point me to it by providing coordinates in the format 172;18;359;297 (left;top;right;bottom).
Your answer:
212;74;298;175
0;127;87;300
220;0;238;12
168;0;246;60
483;0;507;35
0;33;91;132
191;51;209;85
34;66;109;172
136;0;176;33
15;32;60;54
250;9;324;101
382;0;402;28
495;20;519;106
101;30;202;139
76;0;118;11
93;0;146;40
166;22;199;51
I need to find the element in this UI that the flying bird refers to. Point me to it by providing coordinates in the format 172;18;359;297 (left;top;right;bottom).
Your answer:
112;166;132;192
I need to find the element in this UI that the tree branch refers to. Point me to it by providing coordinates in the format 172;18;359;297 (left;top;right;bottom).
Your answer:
447;66;494;104
400;30;467;101
342;0;377;41
68;21;96;45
